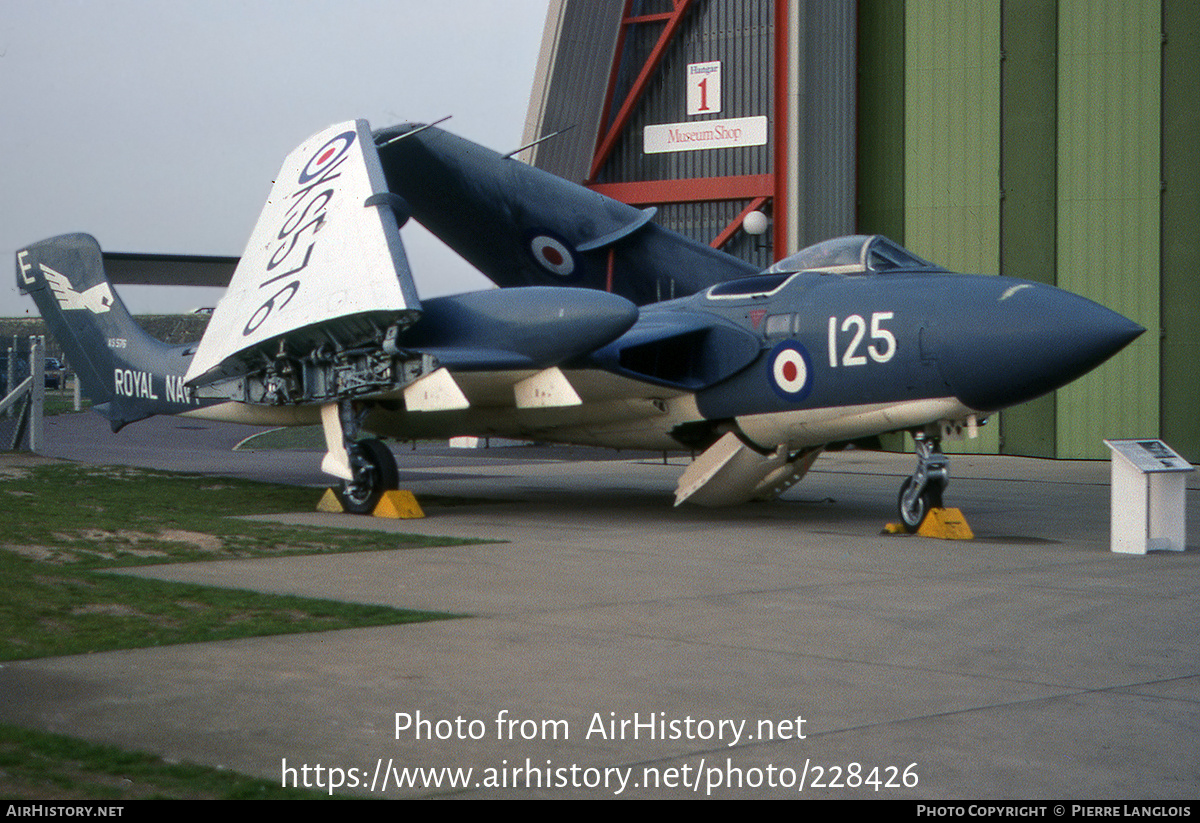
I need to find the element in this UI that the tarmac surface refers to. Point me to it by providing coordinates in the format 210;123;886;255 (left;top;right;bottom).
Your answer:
2;411;1199;798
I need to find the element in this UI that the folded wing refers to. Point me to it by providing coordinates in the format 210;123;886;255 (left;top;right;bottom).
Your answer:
373;123;757;305
185;120;420;387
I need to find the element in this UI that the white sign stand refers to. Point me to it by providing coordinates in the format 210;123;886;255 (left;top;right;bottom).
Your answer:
1104;439;1194;554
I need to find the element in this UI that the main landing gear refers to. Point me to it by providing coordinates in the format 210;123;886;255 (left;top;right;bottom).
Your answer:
337;437;400;514
324;400;400;514
897;431;949;533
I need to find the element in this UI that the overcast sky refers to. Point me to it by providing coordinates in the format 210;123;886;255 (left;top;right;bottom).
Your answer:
0;0;552;316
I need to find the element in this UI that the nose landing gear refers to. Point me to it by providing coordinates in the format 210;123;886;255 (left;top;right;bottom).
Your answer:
898;431;949;533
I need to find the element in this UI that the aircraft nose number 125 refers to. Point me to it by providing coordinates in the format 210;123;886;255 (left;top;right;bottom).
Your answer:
828;312;896;367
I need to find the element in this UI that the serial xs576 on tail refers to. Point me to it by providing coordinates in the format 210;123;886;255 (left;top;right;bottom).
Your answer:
18;120;1142;528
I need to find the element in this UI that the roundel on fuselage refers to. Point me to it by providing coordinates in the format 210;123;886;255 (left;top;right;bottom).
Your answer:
768;341;813;401
526;230;577;277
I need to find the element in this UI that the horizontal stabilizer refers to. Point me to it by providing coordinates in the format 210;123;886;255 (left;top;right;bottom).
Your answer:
186;120;421;387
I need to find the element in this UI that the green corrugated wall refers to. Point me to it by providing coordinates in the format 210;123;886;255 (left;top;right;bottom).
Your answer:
857;0;1184;460
1161;0;1200;462
998;0;1058;457
1055;0;1160;458
905;0;1001;454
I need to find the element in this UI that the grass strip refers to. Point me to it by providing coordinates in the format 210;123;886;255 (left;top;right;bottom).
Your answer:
1;557;457;660
0;461;483;660
0;462;488;568
233;425;326;451
0;722;341;799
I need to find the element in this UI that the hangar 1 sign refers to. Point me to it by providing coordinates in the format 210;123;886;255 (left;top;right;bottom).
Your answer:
687;61;721;114
645;60;765;153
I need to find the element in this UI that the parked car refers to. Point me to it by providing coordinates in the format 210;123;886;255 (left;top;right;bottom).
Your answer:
44;357;63;390
0;354;63;393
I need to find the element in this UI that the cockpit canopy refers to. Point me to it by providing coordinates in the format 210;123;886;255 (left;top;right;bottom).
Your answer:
766;235;943;275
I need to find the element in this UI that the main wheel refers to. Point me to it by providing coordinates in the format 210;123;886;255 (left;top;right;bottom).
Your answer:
336;438;399;514
897;477;942;533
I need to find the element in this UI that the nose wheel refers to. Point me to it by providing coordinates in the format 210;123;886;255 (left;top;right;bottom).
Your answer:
897;433;949;533
337;437;400;514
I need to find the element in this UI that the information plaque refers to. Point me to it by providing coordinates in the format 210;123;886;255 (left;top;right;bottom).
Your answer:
1104;439;1194;554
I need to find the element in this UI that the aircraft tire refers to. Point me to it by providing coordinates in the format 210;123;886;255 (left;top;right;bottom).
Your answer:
898;477;938;534
337;438;400;514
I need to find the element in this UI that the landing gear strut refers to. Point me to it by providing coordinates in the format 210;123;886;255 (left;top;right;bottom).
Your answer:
897;431;949;533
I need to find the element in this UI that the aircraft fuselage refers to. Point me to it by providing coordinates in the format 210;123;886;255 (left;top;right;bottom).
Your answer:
345;265;1141;456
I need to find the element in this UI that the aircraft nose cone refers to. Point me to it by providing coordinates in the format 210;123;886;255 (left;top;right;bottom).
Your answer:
936;279;1144;411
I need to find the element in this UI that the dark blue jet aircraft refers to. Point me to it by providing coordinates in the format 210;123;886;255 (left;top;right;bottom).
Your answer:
17;120;1142;529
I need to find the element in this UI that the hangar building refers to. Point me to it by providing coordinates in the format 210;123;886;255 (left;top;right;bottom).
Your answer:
519;0;1198;461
